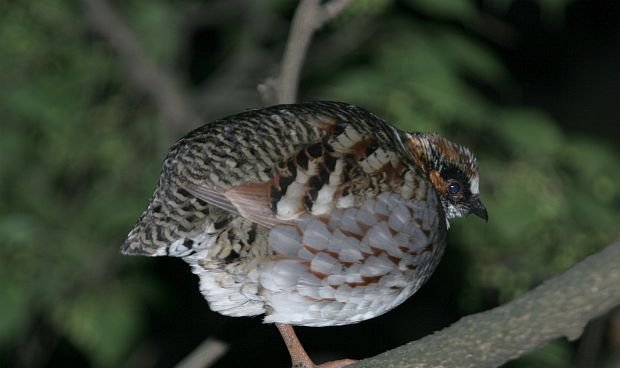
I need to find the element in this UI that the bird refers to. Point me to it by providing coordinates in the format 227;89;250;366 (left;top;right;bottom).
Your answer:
122;101;487;368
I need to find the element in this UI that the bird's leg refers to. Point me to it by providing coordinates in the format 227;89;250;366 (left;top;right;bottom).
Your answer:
275;323;356;368
276;323;314;368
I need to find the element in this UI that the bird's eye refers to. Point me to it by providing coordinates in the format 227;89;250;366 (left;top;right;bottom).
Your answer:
447;180;462;195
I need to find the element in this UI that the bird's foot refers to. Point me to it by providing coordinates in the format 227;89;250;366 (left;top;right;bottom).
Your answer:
291;358;356;368
314;358;357;368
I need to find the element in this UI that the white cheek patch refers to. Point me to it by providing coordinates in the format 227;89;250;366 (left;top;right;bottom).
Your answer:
469;175;479;195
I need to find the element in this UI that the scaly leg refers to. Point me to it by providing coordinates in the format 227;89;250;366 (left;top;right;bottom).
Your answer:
275;323;356;368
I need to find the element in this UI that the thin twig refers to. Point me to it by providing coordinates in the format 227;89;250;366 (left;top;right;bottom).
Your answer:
276;0;320;104
322;0;355;23
259;0;353;104
80;0;199;138
174;338;229;368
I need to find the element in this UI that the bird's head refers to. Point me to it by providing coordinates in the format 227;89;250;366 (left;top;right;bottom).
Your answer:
405;132;487;224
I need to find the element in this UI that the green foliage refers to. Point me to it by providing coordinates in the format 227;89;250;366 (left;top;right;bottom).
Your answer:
0;0;164;366
51;288;143;367
122;0;181;65
406;0;479;23
0;281;30;344
337;0;392;21
324;21;505;132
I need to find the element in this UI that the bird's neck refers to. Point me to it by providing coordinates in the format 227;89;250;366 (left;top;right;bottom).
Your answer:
403;132;437;175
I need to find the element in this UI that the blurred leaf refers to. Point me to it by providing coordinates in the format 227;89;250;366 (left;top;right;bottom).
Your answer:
495;109;564;157
0;283;30;345
0;0;161;365
538;0;572;25
437;31;508;84
123;0;180;64
336;0;392;21
483;0;572;25
385;90;441;133
560;137;619;189
52;289;143;367
406;0;478;22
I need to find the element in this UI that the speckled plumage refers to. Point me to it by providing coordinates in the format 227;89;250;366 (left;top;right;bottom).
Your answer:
123;101;486;328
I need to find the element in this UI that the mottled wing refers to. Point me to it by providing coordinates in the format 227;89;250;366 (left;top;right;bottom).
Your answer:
122;103;340;256
182;119;416;229
122;102;431;260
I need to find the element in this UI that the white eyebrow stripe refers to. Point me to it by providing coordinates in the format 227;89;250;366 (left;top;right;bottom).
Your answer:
470;175;479;195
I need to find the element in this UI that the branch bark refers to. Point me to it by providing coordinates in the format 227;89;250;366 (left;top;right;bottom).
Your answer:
350;240;620;368
259;0;353;104
80;0;199;138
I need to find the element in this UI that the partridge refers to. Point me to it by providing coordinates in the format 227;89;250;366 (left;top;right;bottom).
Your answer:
123;101;487;368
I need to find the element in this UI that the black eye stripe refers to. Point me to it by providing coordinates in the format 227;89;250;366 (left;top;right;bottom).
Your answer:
441;166;468;184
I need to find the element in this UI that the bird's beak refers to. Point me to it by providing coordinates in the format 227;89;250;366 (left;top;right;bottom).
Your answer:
470;197;488;222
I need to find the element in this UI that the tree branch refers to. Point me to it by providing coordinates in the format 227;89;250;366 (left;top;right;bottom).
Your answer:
351;240;620;368
80;0;199;138
259;0;353;104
